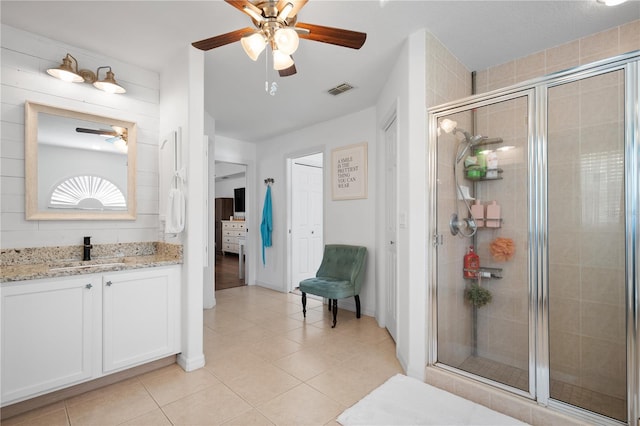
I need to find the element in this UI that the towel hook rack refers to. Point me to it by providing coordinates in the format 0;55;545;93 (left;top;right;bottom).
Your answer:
264;178;274;185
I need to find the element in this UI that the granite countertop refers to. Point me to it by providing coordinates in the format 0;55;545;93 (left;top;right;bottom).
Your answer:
1;242;182;283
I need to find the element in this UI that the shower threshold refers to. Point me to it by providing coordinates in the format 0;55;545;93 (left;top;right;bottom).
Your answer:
458;355;626;422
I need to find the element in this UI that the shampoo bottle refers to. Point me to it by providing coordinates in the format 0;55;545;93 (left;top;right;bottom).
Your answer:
464;246;480;279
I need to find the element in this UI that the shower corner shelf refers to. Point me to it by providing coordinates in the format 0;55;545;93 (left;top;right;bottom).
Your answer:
465;168;503;181
463;266;503;280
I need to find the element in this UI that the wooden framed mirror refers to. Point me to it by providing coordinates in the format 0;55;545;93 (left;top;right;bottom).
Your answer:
25;101;137;220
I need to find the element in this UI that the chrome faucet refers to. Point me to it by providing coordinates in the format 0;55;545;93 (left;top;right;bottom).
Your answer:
83;236;93;261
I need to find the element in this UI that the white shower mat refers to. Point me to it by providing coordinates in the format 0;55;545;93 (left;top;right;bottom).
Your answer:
337;374;528;426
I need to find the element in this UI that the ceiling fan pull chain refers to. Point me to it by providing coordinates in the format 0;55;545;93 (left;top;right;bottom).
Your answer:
265;46;269;93
264;45;277;96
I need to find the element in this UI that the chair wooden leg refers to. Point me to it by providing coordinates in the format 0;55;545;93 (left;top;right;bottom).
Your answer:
302;292;307;318
355;295;361;318
331;299;338;328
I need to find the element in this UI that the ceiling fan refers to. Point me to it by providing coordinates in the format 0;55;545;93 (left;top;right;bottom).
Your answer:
76;126;128;152
192;0;367;77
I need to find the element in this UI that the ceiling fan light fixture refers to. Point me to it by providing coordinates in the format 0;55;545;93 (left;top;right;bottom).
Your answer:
241;32;267;61
47;54;84;83
93;66;126;94
274;27;299;55
113;137;128;153
272;50;294;70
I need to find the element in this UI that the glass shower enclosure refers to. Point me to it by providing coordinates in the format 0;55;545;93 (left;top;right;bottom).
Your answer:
429;52;638;425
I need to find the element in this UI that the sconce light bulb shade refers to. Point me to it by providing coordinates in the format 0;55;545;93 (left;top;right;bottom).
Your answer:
272;50;294;70
440;118;458;134
273;27;299;55
241;32;267;61
93;70;126;94
47;55;84;83
47;68;84;83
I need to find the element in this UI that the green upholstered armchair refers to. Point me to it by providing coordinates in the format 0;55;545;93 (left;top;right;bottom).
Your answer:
299;244;367;328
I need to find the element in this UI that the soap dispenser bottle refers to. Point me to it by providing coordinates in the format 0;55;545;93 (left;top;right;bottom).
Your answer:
471;200;485;227
463;246;480;279
486;201;501;228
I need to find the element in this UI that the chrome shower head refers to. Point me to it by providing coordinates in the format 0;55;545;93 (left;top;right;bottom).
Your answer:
468;134;486;146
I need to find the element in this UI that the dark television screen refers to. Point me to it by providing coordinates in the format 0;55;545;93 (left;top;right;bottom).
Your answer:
234;187;245;212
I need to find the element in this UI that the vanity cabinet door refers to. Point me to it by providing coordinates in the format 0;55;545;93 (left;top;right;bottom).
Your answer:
1;275;99;405
102;266;180;373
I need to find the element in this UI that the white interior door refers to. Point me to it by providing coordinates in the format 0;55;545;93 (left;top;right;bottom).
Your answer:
385;117;398;342
291;155;323;290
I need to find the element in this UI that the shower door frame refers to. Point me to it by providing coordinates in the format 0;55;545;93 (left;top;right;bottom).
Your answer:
427;51;640;425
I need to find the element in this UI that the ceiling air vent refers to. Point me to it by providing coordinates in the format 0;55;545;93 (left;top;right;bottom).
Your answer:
327;82;354;96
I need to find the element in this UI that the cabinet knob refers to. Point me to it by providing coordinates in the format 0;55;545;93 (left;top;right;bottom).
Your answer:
85;284;93;289
106;281;113;286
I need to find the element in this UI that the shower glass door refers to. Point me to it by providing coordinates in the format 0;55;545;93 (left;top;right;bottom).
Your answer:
436;93;532;394
432;54;638;425
547;69;627;422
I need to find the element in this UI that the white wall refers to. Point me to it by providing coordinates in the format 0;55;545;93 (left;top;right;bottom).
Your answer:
159;46;205;372
375;30;428;379
215;176;245;202
253;107;377;316
0;25;160;248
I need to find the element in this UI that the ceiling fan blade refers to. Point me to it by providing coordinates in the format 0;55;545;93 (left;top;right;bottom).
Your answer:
277;0;308;19
192;27;256;51
225;0;262;17
279;63;297;77
76;128;118;137
295;22;366;49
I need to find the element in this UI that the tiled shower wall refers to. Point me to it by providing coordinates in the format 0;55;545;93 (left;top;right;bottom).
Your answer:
474;19;640;92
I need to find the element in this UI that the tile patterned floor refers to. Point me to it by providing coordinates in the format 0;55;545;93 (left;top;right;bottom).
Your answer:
4;286;402;426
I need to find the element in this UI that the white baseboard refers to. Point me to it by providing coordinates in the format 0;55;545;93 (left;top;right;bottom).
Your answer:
177;353;205;372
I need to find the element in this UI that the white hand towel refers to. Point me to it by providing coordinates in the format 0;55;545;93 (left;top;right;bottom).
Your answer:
165;187;185;233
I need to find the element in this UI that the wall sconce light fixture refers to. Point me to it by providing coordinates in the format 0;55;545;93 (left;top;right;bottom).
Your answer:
47;53;126;94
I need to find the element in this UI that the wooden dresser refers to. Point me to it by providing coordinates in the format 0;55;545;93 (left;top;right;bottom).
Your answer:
221;220;245;255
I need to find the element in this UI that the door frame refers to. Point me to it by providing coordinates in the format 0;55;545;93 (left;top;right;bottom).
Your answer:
210;147;255;296
382;112;399;342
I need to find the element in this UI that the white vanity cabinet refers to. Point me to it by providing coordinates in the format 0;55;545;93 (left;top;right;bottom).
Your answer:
102;266;180;373
1;275;101;404
1;265;181;406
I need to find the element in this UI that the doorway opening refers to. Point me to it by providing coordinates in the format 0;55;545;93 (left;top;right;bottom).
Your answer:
214;161;247;291
288;152;324;293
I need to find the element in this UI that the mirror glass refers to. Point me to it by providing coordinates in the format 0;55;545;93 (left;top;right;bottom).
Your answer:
25;101;137;220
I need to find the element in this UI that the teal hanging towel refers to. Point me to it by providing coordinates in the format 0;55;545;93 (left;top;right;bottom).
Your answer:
260;185;273;265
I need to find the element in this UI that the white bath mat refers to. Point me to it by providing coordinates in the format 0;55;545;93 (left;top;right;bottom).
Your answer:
337;374;528;426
